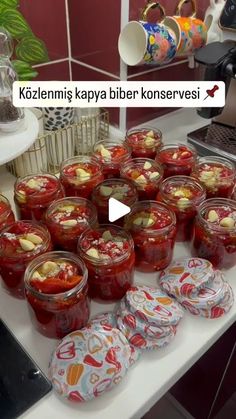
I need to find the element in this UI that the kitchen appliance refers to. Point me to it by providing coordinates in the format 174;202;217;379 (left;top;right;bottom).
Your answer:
187;0;236;162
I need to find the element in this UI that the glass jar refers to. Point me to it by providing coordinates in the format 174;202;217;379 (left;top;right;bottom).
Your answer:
157;176;206;242
0;221;52;298
0;194;15;231
156;143;197;178
60;156;104;199
24;251;90;339
45;197;98;252
191;156;235;199
191;198;236;269
14;173;65;222
78;225;135;301
120;158;163;200
92;140;131;179
124;201;176;272
125;126;162;159
91;178;138;226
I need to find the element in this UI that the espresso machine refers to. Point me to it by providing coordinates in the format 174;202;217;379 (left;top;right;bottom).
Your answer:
187;0;236;162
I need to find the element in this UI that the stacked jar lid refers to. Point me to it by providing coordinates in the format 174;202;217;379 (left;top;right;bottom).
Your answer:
49;312;137;403
159;258;234;318
116;285;184;350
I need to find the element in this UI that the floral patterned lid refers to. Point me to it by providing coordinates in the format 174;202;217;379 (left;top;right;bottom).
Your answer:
159;258;215;298
125;285;184;326
49;324;131;403
181;282;234;319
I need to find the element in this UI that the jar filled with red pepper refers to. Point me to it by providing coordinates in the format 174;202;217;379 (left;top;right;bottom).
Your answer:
92;140;131;179
45;197;98;252
120;158;163;200
60;156;104;199
191;198;236;269
0;221;52;298
91;178;138;226
0;194;15;231
24;251;90;339
78;225;135;302
157;176;206;242
191;156;235;199
124;201;177;272
14;173;65;222
156;143;197;178
125;127;162;159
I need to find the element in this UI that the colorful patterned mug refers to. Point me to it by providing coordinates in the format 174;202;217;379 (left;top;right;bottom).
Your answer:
118;2;179;66
163;0;208;57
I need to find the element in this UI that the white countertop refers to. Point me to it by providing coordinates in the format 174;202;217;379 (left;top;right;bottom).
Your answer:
0;109;235;419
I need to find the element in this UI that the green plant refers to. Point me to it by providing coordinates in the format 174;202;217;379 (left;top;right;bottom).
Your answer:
0;0;49;80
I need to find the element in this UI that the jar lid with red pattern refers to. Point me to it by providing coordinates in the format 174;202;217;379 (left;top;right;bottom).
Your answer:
49;325;131;403
125;286;184;326
180;282;234;319
159;258;215;298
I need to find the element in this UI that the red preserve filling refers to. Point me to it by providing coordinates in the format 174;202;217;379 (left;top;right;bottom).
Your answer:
204;206;236;228
122;160;162;200
195;163;235;198
159;146;194;163
93;144;128;163
157;145;196;178
0;223;47;257
49;201;93;228
161;184;203;209
0;195;15;230
129;207;172;230
127;130;161;147
16;175;60;199
62;162;99;180
80;229;130;260
78;228;135;301
191;200;236;269
126;129;162;159
0;198;10;216
158;180;205;242
125;203;176;272
95;180;137;204
29;259;83;294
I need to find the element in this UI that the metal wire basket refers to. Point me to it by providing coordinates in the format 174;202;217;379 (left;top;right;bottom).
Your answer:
7;108;109;177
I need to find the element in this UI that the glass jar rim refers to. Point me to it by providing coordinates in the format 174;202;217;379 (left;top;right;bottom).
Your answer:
124;200;176;234
159;176;206;205
195;155;236;171
121;157;163;174
0;221;51;260
197;198;236;232
60;155;102;183
125;126;163;148
14;173;62;199
158;143;196;158
45;196;98;226
126;126;162;138
0;194;12;218
92;140;131;163
24;251;88;300
78;224;134;265
91;178;138;204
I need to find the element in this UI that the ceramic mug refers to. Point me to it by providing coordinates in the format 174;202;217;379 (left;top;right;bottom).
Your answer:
118;2;179;66
164;0;208;57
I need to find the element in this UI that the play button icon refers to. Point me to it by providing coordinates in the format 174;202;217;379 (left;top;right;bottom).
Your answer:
108;197;131;223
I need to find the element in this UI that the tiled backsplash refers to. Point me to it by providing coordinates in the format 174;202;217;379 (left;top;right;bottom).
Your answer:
19;0;212;130
20;0;69;80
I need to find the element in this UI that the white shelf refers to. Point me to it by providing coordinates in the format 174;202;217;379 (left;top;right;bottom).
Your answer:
0;109;39;166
